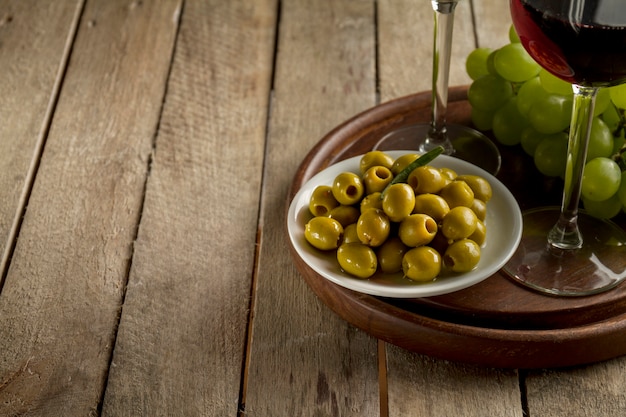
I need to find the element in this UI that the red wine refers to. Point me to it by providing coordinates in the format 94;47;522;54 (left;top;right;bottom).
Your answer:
510;0;626;86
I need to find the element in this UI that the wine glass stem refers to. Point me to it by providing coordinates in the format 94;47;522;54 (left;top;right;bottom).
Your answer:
424;0;458;154
548;85;598;250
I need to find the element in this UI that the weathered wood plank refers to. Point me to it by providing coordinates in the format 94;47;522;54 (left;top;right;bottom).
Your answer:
243;0;380;415
0;0;179;415
387;351;522;417
0;0;82;281
524;359;626;416
377;0;475;103
378;1;523;415
100;1;276;416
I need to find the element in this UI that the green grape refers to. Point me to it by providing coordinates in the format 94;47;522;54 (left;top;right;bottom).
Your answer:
617;171;626;207
528;93;573;134
508;24;520;43
609;84;626;109
466;47;493;81
594;88;611;117
581;157;621;202
538;69;572;96
486;49;498;75
602;103;622;132
520;126;550;157
533;132;568;177
582;194;623;219
516;76;548;117
468;74;514;112
492;97;529;146
493;43;541;83
586;117;614;160
471;107;494;131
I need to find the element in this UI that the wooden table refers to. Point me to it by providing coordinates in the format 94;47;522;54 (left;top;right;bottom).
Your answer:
1;0;625;416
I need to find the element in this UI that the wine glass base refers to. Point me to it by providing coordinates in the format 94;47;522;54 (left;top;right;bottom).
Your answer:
373;123;501;175
504;207;626;297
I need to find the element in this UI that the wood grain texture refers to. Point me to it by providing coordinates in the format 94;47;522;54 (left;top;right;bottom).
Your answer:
387;350;522;417
377;0;475;103
0;0;83;280
243;0;380;415
99;0;276;416
0;0;179;415
377;1;524;415
525;359;626;416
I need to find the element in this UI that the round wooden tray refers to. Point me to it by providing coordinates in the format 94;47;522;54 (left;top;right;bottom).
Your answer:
287;86;626;369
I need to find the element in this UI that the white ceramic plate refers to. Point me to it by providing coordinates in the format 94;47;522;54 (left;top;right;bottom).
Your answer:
287;151;522;298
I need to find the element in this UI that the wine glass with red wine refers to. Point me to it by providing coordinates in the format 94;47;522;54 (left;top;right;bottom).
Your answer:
504;0;626;296
374;0;501;175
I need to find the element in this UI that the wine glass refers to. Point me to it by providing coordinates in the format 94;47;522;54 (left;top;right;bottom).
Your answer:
504;0;626;296
374;0;502;175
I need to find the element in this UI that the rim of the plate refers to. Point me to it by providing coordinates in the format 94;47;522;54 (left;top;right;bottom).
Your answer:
287;151;523;298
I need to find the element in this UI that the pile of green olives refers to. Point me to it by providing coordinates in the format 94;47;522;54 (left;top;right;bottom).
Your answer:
304;151;492;282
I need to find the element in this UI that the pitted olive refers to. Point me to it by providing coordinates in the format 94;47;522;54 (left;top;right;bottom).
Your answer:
304;217;343;250
332;172;364;205
376;237;408;274
382;183;415;222
360;151;395;174
398;214;438;247
469;220;487;246
327;205;360;227
443;239;481;273
402;246;442;282
356;208;390;247
390;154;420;175
441;206;478;241
360;192;383;213
309;185;339;216
337;242;378;279
407;165;449;194
457;175;492;202
440;180;475;208
363;165;394;194
413;193;450;222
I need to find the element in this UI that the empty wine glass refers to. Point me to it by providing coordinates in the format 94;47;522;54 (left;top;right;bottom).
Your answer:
504;0;626;296
374;0;502;175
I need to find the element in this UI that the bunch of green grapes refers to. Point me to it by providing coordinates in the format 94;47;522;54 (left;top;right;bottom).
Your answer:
466;25;626;220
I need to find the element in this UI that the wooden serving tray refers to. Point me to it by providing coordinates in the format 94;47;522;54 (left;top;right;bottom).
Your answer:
287;86;626;369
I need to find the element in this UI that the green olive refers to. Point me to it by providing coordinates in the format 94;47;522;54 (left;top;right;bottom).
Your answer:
382;183;415;222
360;192;383;213
337;242;378;279
332;172;365;205
469;220;487;246
327;205;360;227
390;154;420;175
304;216;344;250
440;180;475;208
342;223;360;244
443;239;481;273
457;175;492;202
407;165;449;194
441;206;478;241
439;167;458;182
309;185;339;216
356;208;391;247
470;198;487;222
360;151;395;174
376;237;408;274
402;246;442;282
412;193;450;222
398;214;438;247
363;165;394;194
